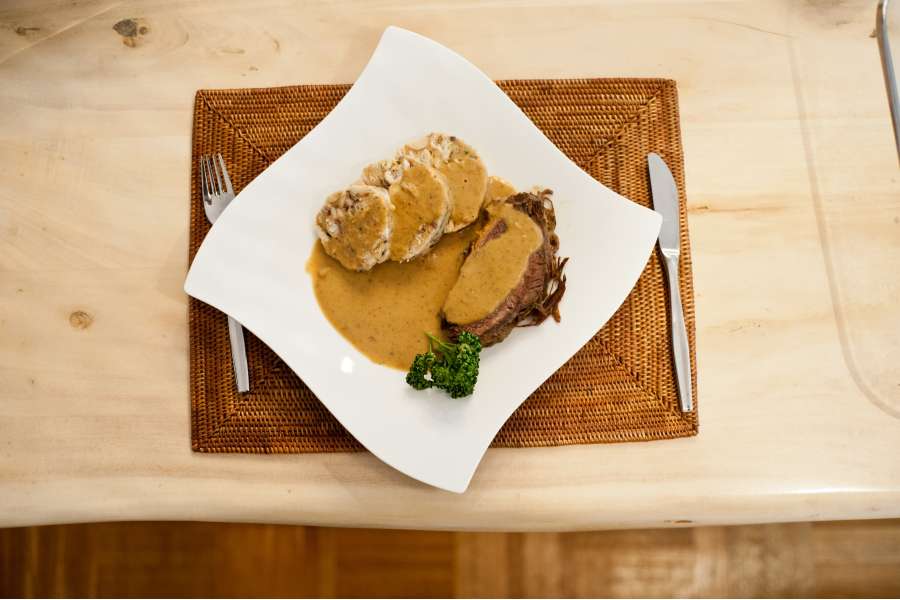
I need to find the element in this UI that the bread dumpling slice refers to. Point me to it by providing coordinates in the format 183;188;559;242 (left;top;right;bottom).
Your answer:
400;133;488;232
315;185;393;271
359;158;404;188
388;161;452;262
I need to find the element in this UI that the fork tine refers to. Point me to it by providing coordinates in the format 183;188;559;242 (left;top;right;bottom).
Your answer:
203;155;216;196
206;155;218;198
216;153;235;196
210;154;225;195
199;155;210;203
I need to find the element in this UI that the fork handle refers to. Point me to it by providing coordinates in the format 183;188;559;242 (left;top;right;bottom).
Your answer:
663;254;693;412
227;315;250;393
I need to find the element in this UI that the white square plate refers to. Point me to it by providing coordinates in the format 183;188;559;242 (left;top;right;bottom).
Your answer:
185;27;661;492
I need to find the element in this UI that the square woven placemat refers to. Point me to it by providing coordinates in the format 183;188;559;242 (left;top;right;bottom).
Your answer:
189;78;698;453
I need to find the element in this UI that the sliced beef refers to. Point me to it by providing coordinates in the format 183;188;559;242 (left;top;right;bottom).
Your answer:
444;191;568;346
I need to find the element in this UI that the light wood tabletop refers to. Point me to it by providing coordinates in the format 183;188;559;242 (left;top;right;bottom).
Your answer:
2;0;899;530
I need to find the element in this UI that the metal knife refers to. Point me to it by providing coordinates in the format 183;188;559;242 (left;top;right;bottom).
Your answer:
647;153;693;412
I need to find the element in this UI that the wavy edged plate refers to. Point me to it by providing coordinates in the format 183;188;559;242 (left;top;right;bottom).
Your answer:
184;27;661;492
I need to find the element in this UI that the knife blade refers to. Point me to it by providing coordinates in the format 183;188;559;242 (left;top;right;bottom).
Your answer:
648;152;693;412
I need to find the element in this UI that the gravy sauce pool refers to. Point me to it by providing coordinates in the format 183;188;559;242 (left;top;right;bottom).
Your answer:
307;228;478;370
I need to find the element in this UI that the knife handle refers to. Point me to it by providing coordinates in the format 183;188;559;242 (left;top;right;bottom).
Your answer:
227;315;250;393
663;254;693;412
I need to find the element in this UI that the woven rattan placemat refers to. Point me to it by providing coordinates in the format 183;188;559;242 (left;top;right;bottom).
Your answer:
189;78;698;453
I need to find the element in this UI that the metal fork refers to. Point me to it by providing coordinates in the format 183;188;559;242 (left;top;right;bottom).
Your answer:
199;154;250;393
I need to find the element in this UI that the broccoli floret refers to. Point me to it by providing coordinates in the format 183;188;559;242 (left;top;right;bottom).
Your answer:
405;332;482;398
405;351;436;390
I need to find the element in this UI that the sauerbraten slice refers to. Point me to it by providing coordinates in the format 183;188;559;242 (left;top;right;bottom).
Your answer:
442;191;568;346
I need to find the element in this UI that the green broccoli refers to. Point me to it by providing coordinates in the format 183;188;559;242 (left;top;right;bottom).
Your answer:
405;332;482;398
405;350;436;390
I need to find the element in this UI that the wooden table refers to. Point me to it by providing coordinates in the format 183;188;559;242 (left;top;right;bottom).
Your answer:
2;0;899;530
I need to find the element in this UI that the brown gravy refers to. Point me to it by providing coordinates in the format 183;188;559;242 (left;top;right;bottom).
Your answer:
442;205;543;325
388;163;449;261
483;176;517;216
439;151;487;229
307;228;478;370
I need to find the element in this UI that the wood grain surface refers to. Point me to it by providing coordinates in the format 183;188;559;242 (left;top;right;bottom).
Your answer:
1;0;899;529
2;520;900;597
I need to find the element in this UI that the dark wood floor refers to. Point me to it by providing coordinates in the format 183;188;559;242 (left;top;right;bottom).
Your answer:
2;520;899;598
